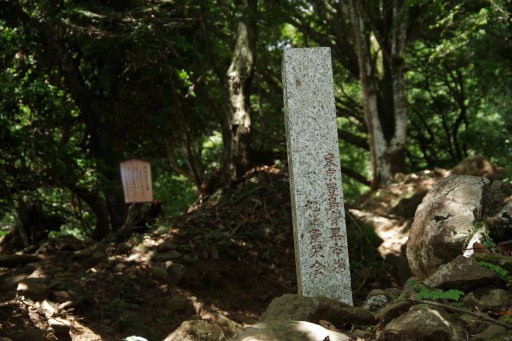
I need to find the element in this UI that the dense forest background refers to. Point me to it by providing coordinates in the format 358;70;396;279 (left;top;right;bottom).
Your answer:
0;0;511;246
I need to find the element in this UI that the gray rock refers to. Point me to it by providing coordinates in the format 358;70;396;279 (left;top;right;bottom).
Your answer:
155;250;181;261
49;317;72;339
423;255;500;291
407;175;489;279
471;324;510;341
163;320;225;341
260;294;374;328
378;305;463;341
165;261;186;282
463;288;512;313
230;321;352;341
16;278;50;301
362;290;389;312
156;240;178;252
375;299;415;325
457;313;488;335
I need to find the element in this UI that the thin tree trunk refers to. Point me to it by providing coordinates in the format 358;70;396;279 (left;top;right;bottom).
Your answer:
350;0;408;188
350;0;382;189
222;0;258;184
71;188;110;241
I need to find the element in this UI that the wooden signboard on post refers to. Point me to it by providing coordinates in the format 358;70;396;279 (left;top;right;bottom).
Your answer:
120;159;153;203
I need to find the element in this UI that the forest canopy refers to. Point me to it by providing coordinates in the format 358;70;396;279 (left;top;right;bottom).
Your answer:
0;0;511;245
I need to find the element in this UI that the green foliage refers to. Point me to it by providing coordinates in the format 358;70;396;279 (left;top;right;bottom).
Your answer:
478;261;512;283
406;279;465;302
415;286;465;302
0;0;511;246
153;171;197;217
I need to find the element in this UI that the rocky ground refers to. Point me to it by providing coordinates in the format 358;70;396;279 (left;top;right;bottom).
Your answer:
0;164;511;340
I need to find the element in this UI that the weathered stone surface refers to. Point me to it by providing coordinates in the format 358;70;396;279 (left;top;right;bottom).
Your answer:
407;175;489;279
154;250;181;261
49;317;72;339
156;240;178;252
463;288;512;313
163;320;225;341
378;306;463;341
362;290;389;312
375;300;415;325
16;278;50;301
231;321;352;341
457;313;488;335
471;324;510;341
165;261;186;282
260;294;374;328
450;155;501;178
484;201;512;242
423;255;500;291
283;47;352;304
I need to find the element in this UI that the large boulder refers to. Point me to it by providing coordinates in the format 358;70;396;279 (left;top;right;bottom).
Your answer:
407;175;489;279
231;321;352;341
378;305;464;341
260;294;374;328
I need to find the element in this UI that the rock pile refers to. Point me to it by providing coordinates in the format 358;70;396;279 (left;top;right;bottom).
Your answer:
167;174;512;341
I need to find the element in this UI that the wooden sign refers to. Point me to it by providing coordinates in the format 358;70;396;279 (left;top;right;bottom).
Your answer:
120;159;153;203
282;47;353;305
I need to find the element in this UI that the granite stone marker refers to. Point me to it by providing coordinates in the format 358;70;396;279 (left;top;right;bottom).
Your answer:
282;47;353;305
120;159;153;203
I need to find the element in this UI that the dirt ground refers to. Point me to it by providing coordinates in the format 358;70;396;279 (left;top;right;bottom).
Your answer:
0;165;431;340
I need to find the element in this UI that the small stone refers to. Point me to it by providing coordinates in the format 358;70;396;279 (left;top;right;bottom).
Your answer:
166;295;193;314
155;250;181;261
50;290;71;303
49;317;72;339
16;278;49;301
163;320;225;341
165;261;186;282
156;240;178;252
363;290;389;312
471;324;509;341
149;262;169;282
41;299;58;317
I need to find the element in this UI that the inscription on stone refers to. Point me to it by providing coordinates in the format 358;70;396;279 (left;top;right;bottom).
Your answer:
282;47;352;305
120;159;153;203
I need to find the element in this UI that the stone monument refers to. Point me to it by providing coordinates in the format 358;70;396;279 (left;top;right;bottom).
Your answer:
282;47;352;305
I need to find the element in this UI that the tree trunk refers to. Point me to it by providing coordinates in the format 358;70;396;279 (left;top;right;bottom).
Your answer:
350;0;408;188
73;189;111;241
222;0;258;184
